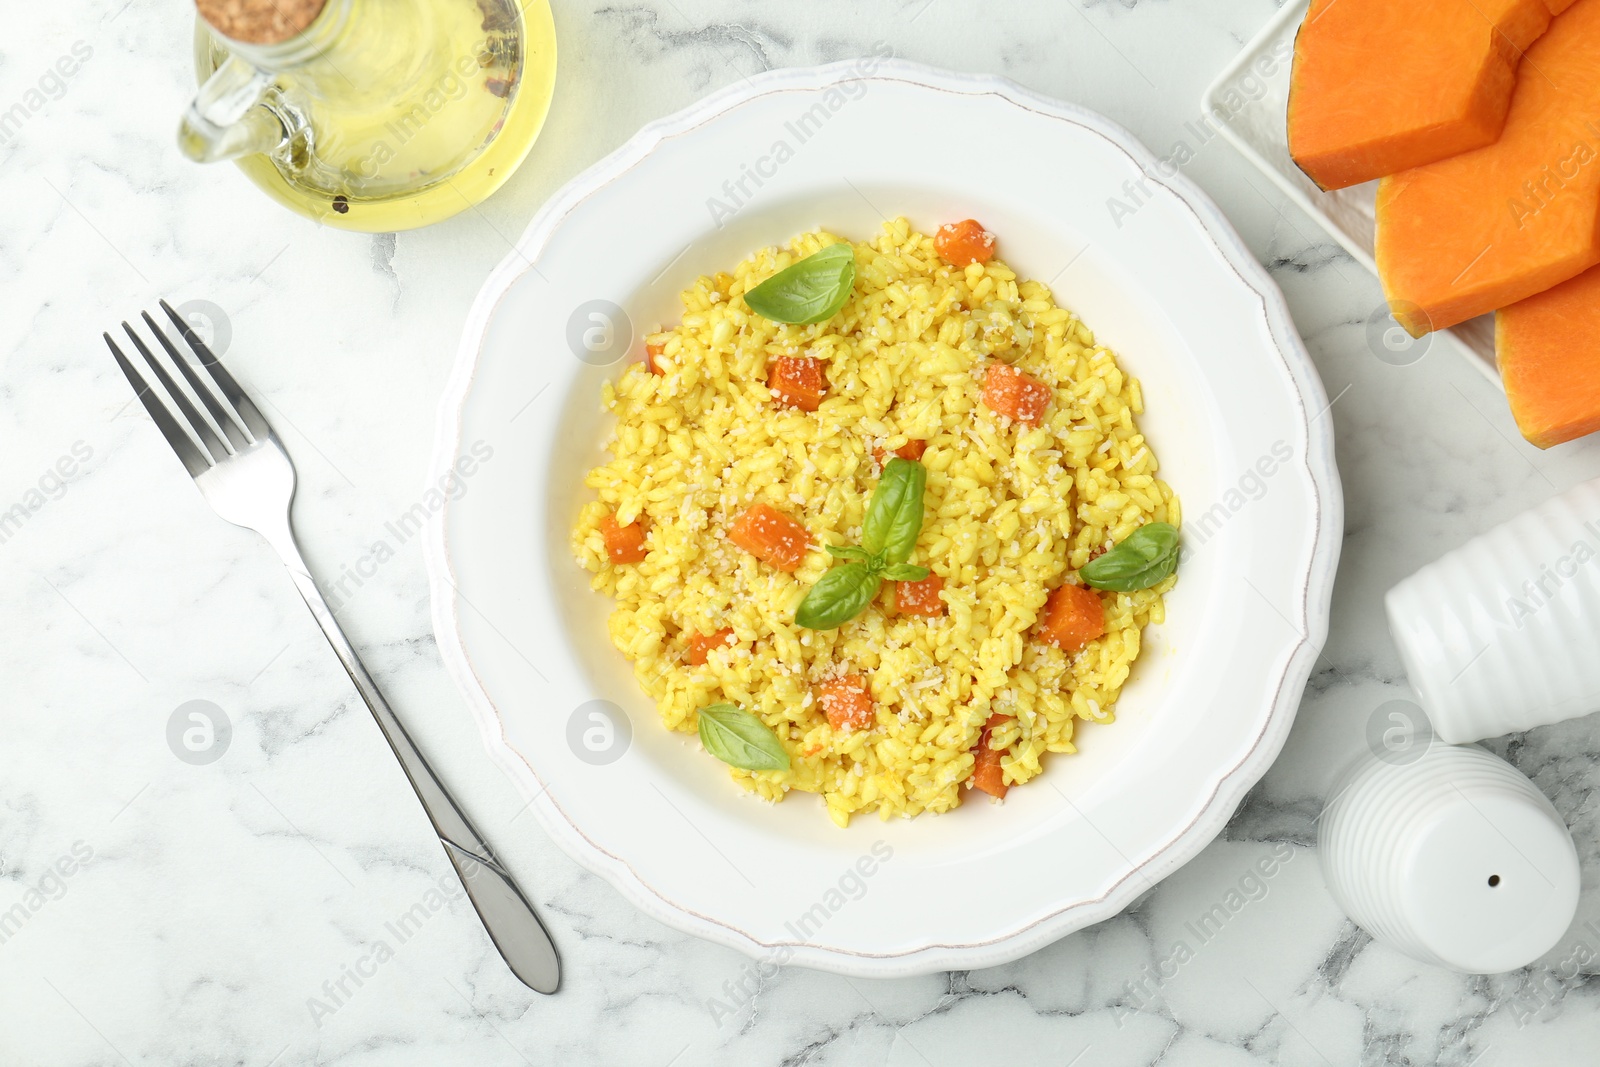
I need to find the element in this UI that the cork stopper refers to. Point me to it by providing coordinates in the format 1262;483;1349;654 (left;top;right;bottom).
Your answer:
196;0;325;45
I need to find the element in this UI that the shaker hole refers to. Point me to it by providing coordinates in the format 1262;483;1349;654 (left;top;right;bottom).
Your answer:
1488;874;1501;887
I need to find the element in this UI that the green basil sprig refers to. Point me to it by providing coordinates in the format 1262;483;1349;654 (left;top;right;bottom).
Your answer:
796;458;931;629
743;243;856;325
697;704;791;771
861;456;925;563
796;562;880;628
1080;522;1180;592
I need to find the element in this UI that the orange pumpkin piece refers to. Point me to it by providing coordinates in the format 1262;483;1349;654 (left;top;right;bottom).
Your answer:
934;219;997;267
600;514;648;565
645;340;666;375
1375;0;1600;335
894;573;945;617
819;674;875;732
687;628;736;666
767;356;827;411
872;439;928;465
1288;0;1551;191
727;503;811;571
1037;583;1106;653
981;363;1052;426
1496;264;1600;448
969;712;1013;799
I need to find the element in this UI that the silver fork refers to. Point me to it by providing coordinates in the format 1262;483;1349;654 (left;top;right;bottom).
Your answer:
105;301;560;994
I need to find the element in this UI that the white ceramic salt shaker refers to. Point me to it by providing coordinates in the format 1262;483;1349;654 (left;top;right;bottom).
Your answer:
1386;476;1600;744
1320;743;1579;973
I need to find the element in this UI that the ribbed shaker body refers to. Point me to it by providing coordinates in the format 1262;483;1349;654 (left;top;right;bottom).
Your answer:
1319;744;1578;973
1386;477;1600;744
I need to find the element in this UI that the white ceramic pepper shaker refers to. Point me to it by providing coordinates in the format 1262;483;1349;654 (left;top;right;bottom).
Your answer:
1386;476;1600;744
1320;743;1579;973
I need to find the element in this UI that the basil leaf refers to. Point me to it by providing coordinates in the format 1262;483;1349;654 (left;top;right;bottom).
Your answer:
1080;522;1180;592
826;544;874;562
697;704;791;771
795;561;881;629
862;458;926;564
881;563;930;582
743;243;856;325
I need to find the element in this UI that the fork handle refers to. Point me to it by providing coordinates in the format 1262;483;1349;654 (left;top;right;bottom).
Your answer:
261;519;561;994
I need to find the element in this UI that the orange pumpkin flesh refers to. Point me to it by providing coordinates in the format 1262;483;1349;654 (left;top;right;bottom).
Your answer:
1496;264;1600;448
819;675;875;732
687;628;736;666
727;503;811;572
600;514;648;564
1289;0;1551;191
981;363;1052;426
767;356;827;411
1375;0;1600;336
968;712;1013;800
894;573;946;617
1036;584;1106;653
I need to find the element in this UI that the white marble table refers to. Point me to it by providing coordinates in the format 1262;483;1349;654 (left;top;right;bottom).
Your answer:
5;1;1600;1063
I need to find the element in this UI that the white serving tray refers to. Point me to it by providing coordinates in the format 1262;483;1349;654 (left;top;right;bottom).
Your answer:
1200;0;1501;389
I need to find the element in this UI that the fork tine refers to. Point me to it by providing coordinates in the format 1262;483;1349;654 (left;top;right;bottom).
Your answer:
142;311;250;452
121;321;229;461
159;300;272;441
104;333;212;478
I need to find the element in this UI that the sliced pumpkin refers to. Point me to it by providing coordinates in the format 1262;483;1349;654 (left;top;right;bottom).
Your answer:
727;503;811;572
872;438;927;466
819;675;875;732
934;219;997;267
1375;0;1600;335
645;340;667;375
1036;583;1106;653
600;514;647;565
767;356;827;411
981;363;1052;426
1288;0;1551;190
1496;264;1600;447
687;628;736;666
894;573;946;617
968;712;1013;799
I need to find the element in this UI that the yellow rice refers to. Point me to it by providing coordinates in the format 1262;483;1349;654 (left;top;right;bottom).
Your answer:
572;219;1179;827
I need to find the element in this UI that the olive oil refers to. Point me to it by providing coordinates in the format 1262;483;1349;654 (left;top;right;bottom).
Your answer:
183;0;556;231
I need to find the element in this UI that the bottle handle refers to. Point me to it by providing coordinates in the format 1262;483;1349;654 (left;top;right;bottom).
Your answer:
178;54;287;163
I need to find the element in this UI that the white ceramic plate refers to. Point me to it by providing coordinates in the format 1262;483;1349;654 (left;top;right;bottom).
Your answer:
1199;0;1500;386
426;60;1341;977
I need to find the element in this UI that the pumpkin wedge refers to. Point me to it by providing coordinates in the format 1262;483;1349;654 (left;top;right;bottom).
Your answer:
1288;0;1551;191
1376;0;1600;336
1496;264;1600;448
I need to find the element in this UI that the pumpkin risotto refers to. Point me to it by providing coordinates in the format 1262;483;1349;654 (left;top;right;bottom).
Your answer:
572;218;1179;827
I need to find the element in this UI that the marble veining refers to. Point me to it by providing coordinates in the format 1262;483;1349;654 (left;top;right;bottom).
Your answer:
4;0;1600;1064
